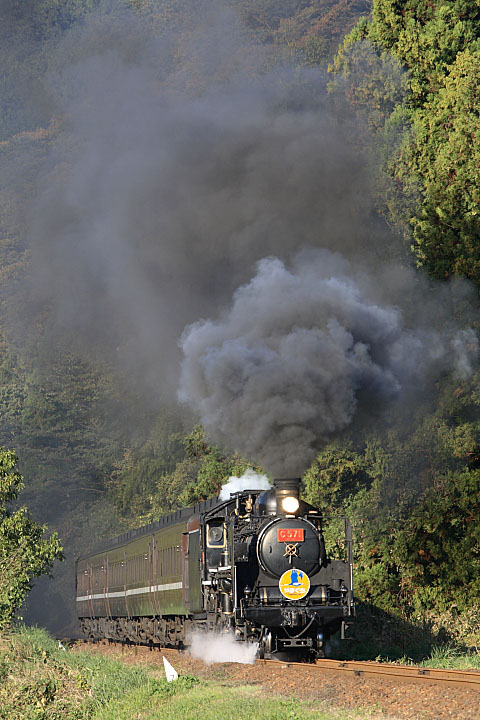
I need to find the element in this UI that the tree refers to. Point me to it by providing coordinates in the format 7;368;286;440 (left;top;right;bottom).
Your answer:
368;0;480;106
331;1;480;286
0;449;63;628
302;373;480;623
108;425;262;525
303;440;373;514
404;49;480;283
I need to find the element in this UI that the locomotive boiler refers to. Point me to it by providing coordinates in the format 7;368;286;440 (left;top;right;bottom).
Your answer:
76;478;354;660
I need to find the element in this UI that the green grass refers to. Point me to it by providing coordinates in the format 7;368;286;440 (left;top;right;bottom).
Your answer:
0;626;154;720
366;646;480;671
415;644;480;670
0;626;373;720
3;624;478;720
93;681;365;720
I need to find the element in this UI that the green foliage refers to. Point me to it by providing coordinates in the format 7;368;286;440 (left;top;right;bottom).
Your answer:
404;49;480;282
369;0;480;104
304;440;373;513
177;425;256;508
110;425;260;525
0;310;149;629
305;375;480;626
394;469;480;612
331;0;480;285
330;31;408;132
0;450;63;628
107;414;186;521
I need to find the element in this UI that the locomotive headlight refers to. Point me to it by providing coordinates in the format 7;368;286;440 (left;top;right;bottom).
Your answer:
282;496;300;514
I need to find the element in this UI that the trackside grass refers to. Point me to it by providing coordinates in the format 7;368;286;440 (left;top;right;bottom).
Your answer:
0;626;369;720
414;645;480;670
93;681;366;720
3;626;478;719
0;626;152;719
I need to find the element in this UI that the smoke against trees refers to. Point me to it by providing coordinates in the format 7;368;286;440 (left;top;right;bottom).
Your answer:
25;2;479;478
0;0;384;632
179;250;478;476
27;1;382;400
1;0;480;639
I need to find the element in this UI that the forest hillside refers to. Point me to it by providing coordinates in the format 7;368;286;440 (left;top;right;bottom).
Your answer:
0;0;479;650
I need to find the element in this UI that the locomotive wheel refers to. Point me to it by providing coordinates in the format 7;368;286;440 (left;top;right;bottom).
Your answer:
258;628;273;659
258;630;274;660
264;631;273;655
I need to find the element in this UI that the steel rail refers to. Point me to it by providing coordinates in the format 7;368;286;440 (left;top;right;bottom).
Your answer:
70;639;480;692
261;658;480;691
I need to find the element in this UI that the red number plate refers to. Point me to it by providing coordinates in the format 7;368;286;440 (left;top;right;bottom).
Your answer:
278;528;305;542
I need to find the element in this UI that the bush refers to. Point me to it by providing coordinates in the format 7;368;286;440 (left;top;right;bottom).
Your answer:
0;450;63;628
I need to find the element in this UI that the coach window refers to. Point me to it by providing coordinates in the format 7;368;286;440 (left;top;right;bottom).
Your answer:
207;521;225;548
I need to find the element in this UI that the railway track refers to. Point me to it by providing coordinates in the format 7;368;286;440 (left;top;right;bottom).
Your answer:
72;638;480;693
262;657;480;692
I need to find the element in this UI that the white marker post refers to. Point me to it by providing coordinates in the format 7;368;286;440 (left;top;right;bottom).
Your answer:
163;656;179;682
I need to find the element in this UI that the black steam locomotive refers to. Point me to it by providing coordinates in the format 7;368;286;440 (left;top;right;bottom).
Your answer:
76;478;354;660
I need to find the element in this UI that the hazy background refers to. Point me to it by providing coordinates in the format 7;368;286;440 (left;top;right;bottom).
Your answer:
0;0;478;631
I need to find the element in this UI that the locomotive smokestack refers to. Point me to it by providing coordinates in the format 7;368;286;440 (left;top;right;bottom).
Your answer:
274;478;301;515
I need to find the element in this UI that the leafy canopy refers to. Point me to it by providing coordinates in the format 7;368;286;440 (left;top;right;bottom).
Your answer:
332;0;480;285
108;425;263;527
305;374;480;624
0;449;63;628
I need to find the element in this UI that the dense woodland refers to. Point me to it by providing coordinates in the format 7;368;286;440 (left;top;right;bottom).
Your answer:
0;0;479;649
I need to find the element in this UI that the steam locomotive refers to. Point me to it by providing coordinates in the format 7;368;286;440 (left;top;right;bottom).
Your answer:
76;478;354;660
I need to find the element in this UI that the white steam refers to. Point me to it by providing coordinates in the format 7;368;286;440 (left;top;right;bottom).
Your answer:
189;631;257;665
219;469;270;500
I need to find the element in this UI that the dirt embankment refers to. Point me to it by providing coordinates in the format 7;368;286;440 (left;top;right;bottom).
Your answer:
76;642;480;719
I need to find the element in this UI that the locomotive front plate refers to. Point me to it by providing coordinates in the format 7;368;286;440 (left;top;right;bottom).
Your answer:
278;528;304;542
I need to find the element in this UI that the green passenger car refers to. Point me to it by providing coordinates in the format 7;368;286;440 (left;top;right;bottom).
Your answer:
76;499;218;644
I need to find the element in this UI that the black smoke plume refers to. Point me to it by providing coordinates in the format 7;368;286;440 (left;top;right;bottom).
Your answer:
26;3;478;477
27;2;383;400
2;1;478;630
179;250;478;476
